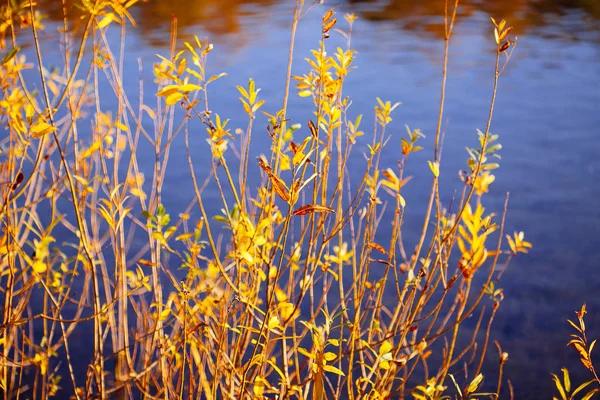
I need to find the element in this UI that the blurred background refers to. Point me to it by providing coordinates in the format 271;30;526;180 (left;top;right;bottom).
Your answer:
29;0;600;397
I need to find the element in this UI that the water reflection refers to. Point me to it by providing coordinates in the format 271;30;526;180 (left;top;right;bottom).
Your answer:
348;0;599;40
35;0;599;46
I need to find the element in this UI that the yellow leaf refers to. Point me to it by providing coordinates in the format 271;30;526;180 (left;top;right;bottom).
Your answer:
114;121;128;131
322;364;345;376
292;149;306;167
159;309;170;321
298;347;315;359
156;85;180;97
30;121;57;139
323;352;337;362
33;260;47;274
279;302;298;321
428;161;439;177
179;83;202;92
379;341;393;356
253;376;266;396
298;90;312;97
165;92;184;106
398;194;406;208
98;13;116;29
268;316;281;330
562;368;571;393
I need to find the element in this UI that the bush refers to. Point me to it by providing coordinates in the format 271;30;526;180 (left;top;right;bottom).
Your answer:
0;0;535;399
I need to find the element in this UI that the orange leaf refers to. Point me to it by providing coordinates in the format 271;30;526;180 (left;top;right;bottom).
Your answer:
322;9;335;24
498;26;513;41
323;18;337;34
369;242;388;255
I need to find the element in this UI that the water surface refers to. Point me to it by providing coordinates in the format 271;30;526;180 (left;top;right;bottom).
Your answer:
31;0;600;397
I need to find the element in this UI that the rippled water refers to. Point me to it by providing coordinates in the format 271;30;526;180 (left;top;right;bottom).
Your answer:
30;0;600;397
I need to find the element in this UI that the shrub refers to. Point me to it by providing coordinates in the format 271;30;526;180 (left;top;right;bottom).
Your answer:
0;0;530;398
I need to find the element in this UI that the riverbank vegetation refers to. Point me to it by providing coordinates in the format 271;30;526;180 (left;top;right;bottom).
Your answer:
1;0;595;399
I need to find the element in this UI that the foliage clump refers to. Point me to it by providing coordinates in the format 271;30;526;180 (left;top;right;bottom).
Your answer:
0;0;558;399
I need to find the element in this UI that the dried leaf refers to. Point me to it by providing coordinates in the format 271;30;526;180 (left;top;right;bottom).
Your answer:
293;204;334;216
257;156;272;173
11;172;23;190
290;141;299;155
308;119;318;138
499;41;511;53
270;174;290;203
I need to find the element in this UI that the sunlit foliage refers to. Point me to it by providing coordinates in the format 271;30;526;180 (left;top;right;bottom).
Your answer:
0;0;549;399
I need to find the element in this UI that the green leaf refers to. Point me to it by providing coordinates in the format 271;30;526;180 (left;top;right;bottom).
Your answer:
160;213;171;227
466;373;483;394
1;46;20;65
212;215;228;223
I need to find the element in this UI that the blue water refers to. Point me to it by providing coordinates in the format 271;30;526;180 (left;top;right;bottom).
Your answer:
19;0;600;397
